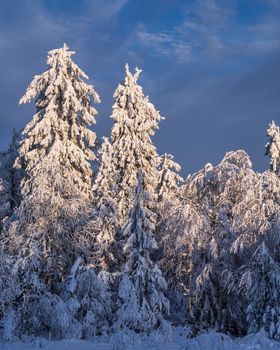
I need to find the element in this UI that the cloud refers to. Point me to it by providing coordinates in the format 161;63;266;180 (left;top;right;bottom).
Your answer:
136;31;193;63
135;0;280;63
89;0;129;20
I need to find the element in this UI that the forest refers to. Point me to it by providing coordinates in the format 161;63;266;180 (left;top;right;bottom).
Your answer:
0;43;280;348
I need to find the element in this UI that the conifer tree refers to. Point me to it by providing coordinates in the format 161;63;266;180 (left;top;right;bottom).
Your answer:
265;120;280;175
0;129;21;230
9;43;100;275
156;152;183;261
114;172;170;334
0;152;11;229
4;44;101;336
110;64;163;224
157;153;183;204
0;250;19;340
62;257;112;338
17;43;100;200
92;137;119;271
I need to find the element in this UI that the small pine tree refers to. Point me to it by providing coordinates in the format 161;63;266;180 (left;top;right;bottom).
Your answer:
157;153;183;204
156;153;184;279
93;137;119;272
265;120;280;175
114;171;170;334
0;250;19;340
0;129;22;230
63;257;112;338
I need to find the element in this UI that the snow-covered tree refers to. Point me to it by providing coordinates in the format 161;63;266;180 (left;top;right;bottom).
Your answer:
110;64;163;225
0;250;19;340
265;120;280;175
17;43;100;200
156;153;184;286
4;44;101;333
92;137;119;272
114;172;170;334
0;152;11;230
163;151;256;333
0;129;21;230
227;167;280;336
63;257;112;338
157;153;183;204
234;242;280;335
263;305;280;341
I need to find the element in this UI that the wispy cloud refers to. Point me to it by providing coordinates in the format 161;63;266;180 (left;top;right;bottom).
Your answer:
137;31;194;63
135;0;280;63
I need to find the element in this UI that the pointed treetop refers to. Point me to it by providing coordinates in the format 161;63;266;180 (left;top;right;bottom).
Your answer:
267;120;279;136
265;120;280;174
124;63;142;85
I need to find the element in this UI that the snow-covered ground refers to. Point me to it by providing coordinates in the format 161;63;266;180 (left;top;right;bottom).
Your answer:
1;328;280;350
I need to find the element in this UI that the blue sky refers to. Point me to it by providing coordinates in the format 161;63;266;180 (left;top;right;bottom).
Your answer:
0;0;279;174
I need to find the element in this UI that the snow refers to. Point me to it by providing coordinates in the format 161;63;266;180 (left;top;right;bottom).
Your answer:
2;329;280;350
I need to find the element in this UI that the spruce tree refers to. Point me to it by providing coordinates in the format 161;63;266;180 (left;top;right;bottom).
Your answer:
110;64;163;225
0;250;19;340
156;153;183;257
62;257;112;338
4;44;101;336
92;137;119;271
265;120;280;175
17;43;100;200
0;129;21;230
157;153;183;204
114;171;170;334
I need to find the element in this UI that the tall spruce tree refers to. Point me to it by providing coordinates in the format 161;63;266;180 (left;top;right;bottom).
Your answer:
110;64;163;225
4;44;102;337
17;43;100;200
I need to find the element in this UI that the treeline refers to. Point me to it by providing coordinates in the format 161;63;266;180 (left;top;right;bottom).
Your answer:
0;44;279;342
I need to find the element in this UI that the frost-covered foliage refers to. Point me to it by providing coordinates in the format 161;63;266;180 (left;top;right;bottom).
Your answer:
7;43;100;279
227;168;280;335
265;120;280;175
0;151;12;229
92;137;119;272
2;44;102;338
0;129;21;229
156;153;184;313
0;251;19;340
264;306;280;341
63;258;112;338
110;64;162;225
160;150;267;334
114;172;170;334
235;242;280;335
186;152;253;332
17;43;100;200
157;153;183;204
